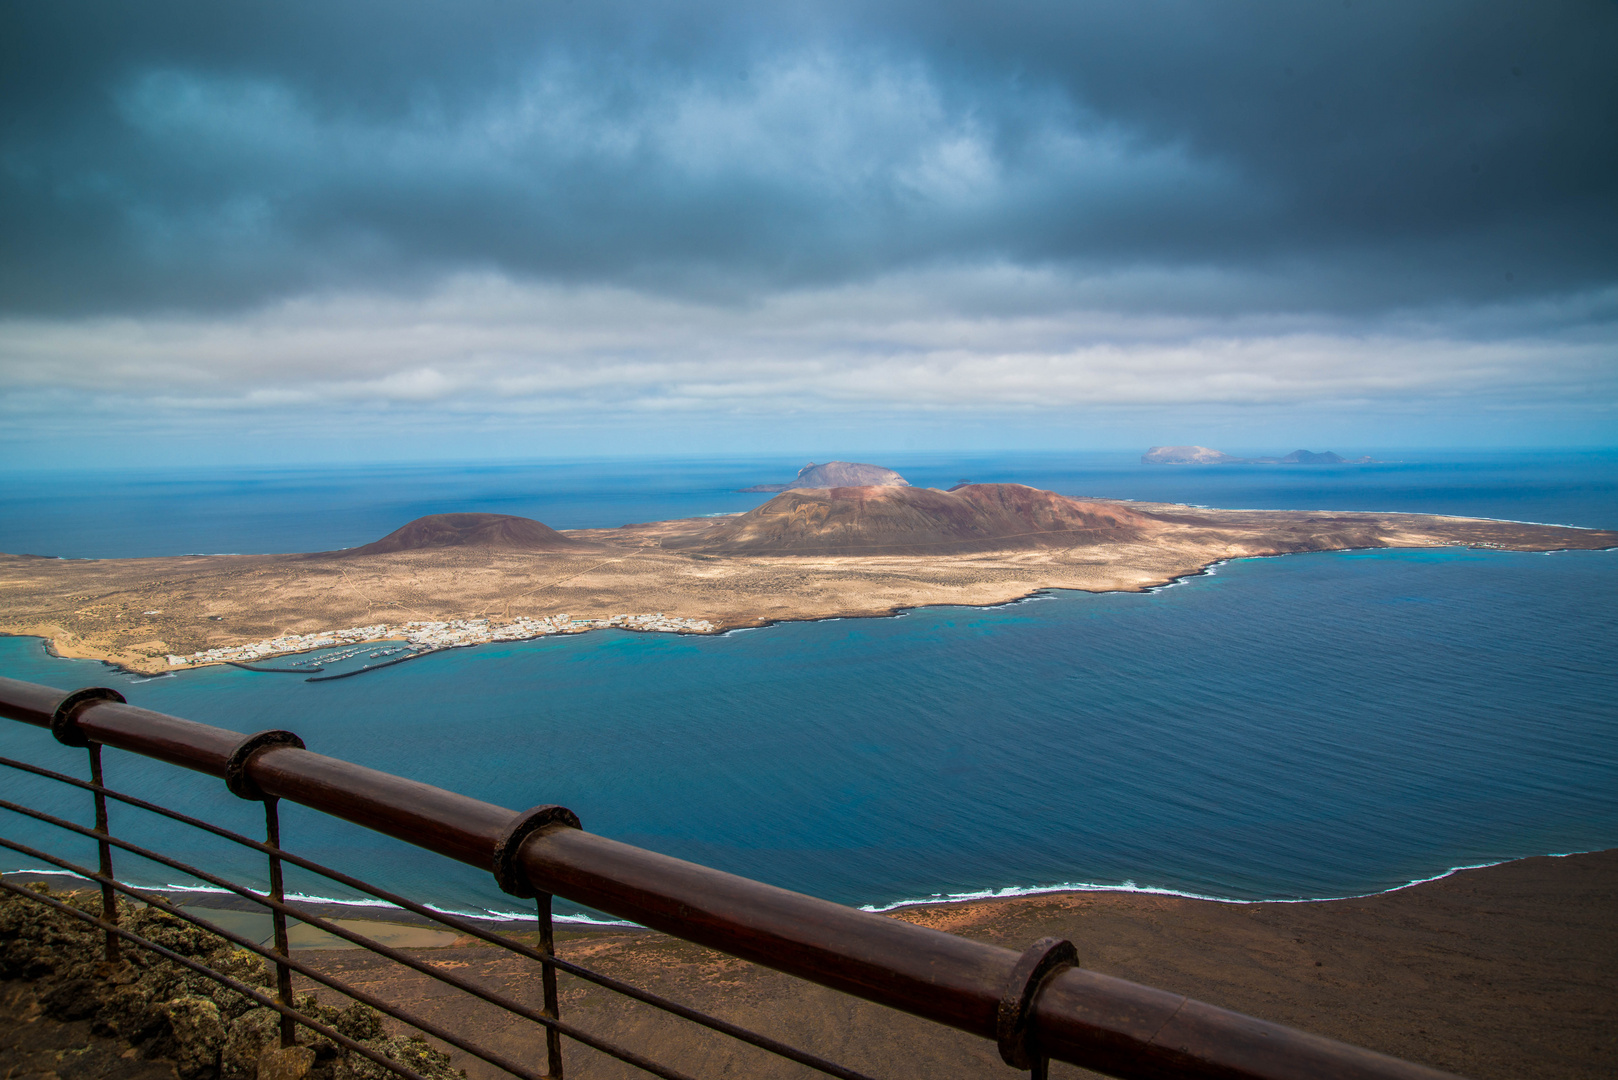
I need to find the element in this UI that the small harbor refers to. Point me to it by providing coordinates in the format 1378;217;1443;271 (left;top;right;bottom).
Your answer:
166;613;719;674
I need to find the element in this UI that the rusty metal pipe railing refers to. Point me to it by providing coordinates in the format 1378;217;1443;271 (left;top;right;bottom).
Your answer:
0;676;1461;1080
0;753;881;1080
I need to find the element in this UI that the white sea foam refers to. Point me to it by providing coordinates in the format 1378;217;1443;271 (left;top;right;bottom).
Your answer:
1141;558;1232;593
857;852;1595;912
976;594;1053;610
2;868;84;881
1;871;636;927
6;852;1599;925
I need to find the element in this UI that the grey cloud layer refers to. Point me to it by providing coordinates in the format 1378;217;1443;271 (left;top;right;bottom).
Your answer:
4;0;1615;317
4;273;1611;419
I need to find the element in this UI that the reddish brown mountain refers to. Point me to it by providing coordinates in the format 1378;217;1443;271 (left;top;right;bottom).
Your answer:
671;484;1159;555
337;513;596;556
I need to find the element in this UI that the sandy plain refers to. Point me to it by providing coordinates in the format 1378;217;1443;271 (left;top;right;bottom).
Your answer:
1;499;1614;674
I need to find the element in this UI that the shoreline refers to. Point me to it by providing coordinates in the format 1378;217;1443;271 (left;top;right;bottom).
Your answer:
12;851;1610;1078
10;540;1614;679
6;846;1609;931
3;495;1613;675
860;849;1605;913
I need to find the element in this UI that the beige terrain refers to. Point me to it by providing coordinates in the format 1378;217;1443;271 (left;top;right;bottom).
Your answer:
1;483;1612;674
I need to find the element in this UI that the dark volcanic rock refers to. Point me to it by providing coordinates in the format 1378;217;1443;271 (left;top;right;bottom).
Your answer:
1;980;181;1080
673;483;1157;555
336;513;594;556
0;885;458;1080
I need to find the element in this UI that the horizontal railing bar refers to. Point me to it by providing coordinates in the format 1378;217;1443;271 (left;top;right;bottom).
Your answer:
0;755;885;1080
1;754;515;926
0;676;1465;1080
0;878;435;1080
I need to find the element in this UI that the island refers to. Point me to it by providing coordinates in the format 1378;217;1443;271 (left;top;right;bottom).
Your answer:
1;485;1612;674
738;459;911;492
1143;446;1376;464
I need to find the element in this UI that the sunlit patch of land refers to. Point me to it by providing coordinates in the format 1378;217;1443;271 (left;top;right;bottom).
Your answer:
1;485;1612;675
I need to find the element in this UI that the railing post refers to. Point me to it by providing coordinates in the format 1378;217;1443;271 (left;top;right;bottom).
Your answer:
537;893;564;1080
46;687;128;964
492;805;582;1080
86;742;120;962
224;729;308;1051
264;797;298;1049
998;938;1077;1080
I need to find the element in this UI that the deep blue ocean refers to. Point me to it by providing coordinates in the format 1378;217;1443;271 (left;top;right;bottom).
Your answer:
1;451;1615;922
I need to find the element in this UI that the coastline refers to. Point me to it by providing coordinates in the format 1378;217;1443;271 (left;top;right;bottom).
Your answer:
7;844;1609;932
3;497;1614;675
6;541;1615;678
9;850;1600;1079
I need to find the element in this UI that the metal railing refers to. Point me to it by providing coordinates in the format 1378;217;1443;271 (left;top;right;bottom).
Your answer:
0;676;1462;1080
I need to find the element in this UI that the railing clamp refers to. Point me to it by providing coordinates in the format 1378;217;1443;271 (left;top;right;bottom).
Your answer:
997;936;1078;1072
49;687;126;748
225;730;305;800
493;805;582;898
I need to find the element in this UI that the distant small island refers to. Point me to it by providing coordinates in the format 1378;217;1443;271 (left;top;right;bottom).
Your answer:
1143;446;1376;465
739;460;910;492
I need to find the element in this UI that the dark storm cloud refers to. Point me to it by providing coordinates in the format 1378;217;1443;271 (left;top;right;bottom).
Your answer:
2;0;1614;316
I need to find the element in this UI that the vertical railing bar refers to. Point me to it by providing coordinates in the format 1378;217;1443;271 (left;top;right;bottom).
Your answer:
0;839;697;1080
538;892;564;1080
0;878;438;1080
263;797;297;1049
86;742;120;962
1;757;882;1080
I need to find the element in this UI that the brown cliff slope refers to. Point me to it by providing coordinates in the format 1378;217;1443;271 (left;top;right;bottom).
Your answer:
674;483;1160;555
333;513;598;556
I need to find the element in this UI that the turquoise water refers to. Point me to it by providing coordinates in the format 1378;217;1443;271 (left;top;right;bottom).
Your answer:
3;543;1615;921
